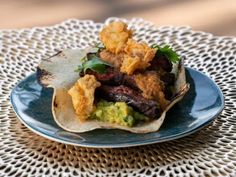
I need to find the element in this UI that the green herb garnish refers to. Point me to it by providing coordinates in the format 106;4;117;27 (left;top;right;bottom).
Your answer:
76;54;111;74
151;44;180;63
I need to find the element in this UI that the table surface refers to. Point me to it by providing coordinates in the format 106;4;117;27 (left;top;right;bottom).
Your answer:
0;0;236;36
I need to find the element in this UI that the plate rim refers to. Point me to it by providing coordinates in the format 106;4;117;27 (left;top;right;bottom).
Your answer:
10;67;225;148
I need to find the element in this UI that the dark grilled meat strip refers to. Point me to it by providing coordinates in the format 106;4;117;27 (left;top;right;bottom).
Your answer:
148;53;176;100
160;72;176;100
84;68;141;91
160;73;175;86
123;75;141;91
96;85;161;118
149;53;173;72
83;68;124;85
163;87;173;100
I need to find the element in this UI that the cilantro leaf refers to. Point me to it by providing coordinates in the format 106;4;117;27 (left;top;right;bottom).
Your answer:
151;44;180;63
75;54;111;74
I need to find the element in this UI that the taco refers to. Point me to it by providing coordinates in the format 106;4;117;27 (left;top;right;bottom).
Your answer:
37;21;189;133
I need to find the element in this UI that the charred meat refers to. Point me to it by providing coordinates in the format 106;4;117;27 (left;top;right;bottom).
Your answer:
160;73;175;86
149;53;173;72
83;68;124;86
96;85;161;118
84;67;141;91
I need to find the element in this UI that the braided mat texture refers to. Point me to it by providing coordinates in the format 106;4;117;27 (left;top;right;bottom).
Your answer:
0;18;236;177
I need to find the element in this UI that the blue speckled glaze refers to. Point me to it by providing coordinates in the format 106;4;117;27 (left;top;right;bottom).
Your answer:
10;68;224;148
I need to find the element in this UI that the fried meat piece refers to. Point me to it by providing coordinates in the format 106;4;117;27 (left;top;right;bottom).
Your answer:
99;49;124;68
120;39;156;74
99;21;132;54
68;75;101;121
134;71;169;110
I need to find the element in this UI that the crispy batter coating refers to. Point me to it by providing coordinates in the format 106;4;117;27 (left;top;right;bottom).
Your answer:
68;75;101;121
120;39;156;75
120;55;141;74
99;21;132;54
99;49;124;68
134;71;169;110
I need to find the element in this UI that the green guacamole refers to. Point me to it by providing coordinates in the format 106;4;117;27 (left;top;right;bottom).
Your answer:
91;100;149;127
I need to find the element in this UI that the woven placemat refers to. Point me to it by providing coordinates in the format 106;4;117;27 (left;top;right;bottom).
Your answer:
0;18;236;177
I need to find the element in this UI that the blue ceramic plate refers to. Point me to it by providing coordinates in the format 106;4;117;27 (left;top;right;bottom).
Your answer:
10;68;224;148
